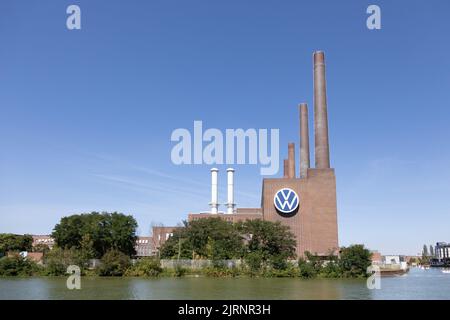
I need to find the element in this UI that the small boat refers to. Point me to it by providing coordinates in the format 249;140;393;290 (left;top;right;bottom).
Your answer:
442;269;450;274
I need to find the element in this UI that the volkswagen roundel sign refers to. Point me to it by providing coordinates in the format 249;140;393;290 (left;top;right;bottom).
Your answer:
274;188;299;215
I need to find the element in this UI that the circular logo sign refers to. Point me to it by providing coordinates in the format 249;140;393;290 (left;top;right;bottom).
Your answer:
273;188;299;215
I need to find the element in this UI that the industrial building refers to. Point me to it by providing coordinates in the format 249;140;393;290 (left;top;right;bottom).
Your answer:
431;242;450;267
187;51;339;258
435;242;450;261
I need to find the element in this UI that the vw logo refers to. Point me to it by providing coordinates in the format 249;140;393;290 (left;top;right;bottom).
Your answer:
274;188;299;215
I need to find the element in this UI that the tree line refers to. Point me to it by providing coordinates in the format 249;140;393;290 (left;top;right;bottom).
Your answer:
159;217;372;277
0;234;33;255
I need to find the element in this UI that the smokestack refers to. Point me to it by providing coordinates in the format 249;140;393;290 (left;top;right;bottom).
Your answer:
299;103;310;178
288;143;295;178
283;159;288;178
210;168;219;214
226;168;235;214
313;51;331;169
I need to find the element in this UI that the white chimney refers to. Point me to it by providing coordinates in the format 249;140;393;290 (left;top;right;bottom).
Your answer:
210;168;219;214
226;168;235;214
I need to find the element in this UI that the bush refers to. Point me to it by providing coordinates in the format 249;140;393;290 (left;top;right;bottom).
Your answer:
173;264;187;277
269;255;288;270
126;258;162;277
319;261;342;278
264;263;297;277
338;245;372;278
0;254;39;276
98;249;130;276
245;251;264;273
297;258;317;278
43;247;86;276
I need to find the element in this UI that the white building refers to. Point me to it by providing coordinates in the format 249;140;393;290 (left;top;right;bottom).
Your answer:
435;242;450;261
32;235;55;249
383;255;401;265
135;236;156;257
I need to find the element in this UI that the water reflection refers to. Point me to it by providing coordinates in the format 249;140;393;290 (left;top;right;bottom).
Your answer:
0;268;449;300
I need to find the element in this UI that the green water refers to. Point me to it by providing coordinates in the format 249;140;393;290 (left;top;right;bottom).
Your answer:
0;268;449;299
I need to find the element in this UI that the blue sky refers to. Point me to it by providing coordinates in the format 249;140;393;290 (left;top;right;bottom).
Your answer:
1;0;449;255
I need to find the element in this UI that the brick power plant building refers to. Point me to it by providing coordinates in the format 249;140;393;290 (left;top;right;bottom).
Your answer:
144;51;339;258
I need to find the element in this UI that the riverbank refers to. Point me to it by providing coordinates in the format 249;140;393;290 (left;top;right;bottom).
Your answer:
0;255;371;279
0;260;368;279
0;244;374;279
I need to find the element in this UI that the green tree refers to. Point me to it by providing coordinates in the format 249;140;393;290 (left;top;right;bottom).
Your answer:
160;218;243;260
80;234;96;260
237;220;296;270
0;234;33;254
52;212;138;257
43;247;86;275
32;244;50;254
338;244;372;278
187;218;243;260
159;226;192;259
245;251;264;273
98;249;131;276
0;254;38;276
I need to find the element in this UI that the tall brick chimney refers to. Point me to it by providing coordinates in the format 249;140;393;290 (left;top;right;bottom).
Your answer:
299;103;310;178
313;51;331;169
283;159;288;178
288;142;295;178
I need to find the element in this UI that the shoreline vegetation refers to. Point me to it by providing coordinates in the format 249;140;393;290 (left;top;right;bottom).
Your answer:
0;212;372;279
0;253;371;279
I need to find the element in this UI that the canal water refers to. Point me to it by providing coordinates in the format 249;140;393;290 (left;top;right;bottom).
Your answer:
0;268;449;300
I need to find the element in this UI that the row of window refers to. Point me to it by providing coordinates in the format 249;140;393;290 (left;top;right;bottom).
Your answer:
34;239;54;244
157;233;173;241
437;247;450;259
136;248;156;256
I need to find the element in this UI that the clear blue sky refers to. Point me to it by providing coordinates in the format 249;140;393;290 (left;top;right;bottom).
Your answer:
1;0;449;255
